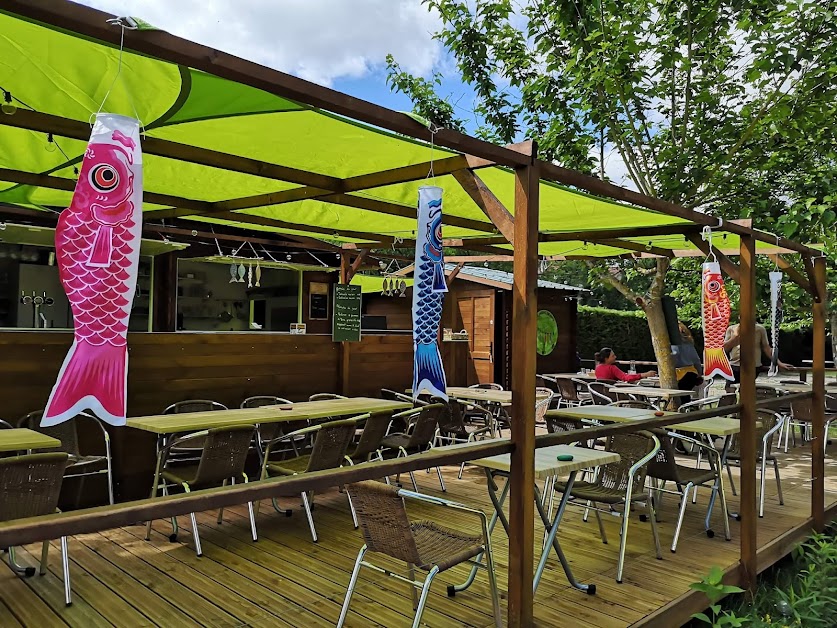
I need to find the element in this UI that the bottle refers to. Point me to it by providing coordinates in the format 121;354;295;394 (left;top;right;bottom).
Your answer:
629;360;636;374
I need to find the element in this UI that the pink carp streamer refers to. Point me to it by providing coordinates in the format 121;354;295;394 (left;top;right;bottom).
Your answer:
43;114;142;427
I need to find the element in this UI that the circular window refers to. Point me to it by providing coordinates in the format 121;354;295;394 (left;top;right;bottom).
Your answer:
536;310;558;356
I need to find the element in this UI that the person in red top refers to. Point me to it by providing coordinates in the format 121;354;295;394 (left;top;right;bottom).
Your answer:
594;347;657;382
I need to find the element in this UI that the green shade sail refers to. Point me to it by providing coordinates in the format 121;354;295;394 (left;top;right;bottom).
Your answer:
0;9;698;258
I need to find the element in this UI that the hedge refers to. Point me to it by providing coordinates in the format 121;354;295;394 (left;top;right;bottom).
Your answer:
577;305;833;366
577;305;655;363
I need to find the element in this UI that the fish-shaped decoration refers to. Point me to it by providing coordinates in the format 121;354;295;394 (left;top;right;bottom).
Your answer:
247;264;253;288
398;279;407;297
43;114;142;427
229;264;237;283
238;263;246;283
255;263;262;287
412;186;448;401
701;261;734;381
768;270;783;376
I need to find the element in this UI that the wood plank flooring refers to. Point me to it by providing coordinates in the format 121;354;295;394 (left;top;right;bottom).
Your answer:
3;442;836;627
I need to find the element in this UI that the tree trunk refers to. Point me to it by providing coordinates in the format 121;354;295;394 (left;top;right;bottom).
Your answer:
644;297;677;390
830;309;836;369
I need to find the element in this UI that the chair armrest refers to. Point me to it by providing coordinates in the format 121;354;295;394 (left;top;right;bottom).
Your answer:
163;429;210;452
628;432;661;478
398;488;488;522
77;411;111;444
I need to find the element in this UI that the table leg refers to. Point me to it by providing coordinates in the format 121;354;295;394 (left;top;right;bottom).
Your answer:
533;471;596;595
705;435;736;528
449;469;510;594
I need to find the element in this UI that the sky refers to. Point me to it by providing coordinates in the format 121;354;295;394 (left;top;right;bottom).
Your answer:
75;0;632;187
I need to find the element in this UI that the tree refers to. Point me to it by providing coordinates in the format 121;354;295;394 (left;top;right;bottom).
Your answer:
387;0;837;386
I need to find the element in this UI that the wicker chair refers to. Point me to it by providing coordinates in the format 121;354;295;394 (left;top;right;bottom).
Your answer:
551;377;587;407
433;399;495;479
260;418;359;542
0;453;72;605
380;404;447;492
588;381;618;405
647;430;730;552
469;383;503;390
339;481;501;628
18;410;114;505
346;411;394;464
146;424;257;556
535;387;555;426
789;397;837;452
240;396;302;463
164;399;228;414
309;393;348;402
725;409;785;517
553;431;662;582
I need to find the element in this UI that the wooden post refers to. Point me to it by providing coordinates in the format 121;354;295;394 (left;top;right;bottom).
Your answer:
508;148;539;627
152;252;178;332
738;234;757;591
811;256;827;531
339;254;351;396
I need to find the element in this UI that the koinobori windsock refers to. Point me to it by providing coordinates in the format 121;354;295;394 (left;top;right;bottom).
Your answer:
701;261;734;381
768;270;783;376
43;114;143;427
412;186;448;401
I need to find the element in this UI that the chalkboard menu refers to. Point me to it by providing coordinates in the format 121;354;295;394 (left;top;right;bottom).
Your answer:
333;284;362;342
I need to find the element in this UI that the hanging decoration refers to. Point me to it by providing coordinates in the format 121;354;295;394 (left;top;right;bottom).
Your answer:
768;270;783;376
701;261;734;381
412;186;448;401
43;114;143;427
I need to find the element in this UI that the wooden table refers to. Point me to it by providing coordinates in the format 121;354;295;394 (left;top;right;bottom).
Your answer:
127;397;412;434
0;428;61;453
547;406;739;437
757;381;837;395
788;366;837;383
610;385;695;405
452;444;620;596
406;387;549;405
544;373;597;382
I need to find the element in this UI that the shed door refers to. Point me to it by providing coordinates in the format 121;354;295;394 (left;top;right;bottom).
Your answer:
456;291;495;385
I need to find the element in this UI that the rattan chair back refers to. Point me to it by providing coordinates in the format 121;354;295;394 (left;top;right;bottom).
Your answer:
19;411;80;456
556;378;581;404
0;452;69;522
347;480;423;564
719;392;737;407
790;398;813;422
647;430;684;483
191;425;255;486
309;393;348;402
609;400;658;411
534;390;553;424
241;396;294;442
305;419;358;473
755;386;780;401
588;381;617;405
351;411;393;460
544;415;585;434
433;399;468;438
728;410;781;458
165;400;228;414
405;403;446;449
601;432;656;495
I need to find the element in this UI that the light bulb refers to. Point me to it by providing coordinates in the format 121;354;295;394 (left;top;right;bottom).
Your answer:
1;91;14;115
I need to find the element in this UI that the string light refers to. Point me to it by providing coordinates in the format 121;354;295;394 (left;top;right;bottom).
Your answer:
1;90;15;115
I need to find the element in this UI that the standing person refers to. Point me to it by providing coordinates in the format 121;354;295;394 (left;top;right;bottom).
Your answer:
723;320;792;383
594;347;657;382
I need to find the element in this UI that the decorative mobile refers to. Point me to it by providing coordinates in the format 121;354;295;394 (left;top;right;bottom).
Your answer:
768;270;783;376
43;114;143;427
701;261;734;381
412;186;448;401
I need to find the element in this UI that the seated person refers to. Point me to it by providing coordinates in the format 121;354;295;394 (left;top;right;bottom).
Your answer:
674;322;704;392
594;347;657;383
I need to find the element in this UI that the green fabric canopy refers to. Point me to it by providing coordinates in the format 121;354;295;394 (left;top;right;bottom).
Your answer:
0;10;707;257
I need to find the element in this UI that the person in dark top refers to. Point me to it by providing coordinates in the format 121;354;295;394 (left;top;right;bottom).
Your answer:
673;322;704;392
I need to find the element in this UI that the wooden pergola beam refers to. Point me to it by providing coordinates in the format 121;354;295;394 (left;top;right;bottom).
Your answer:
0;108;340;190
0;167;213;215
801;254;824;303
774;255;814;296
452;169;515;245
347;249;370;283
597;239;672;257
446;262;465;285
687;234;741;283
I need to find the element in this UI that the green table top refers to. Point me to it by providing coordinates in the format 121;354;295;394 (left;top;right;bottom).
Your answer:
0;428;62;453
547;406;741;437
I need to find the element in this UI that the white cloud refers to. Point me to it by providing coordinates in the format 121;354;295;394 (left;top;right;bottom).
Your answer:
77;0;442;86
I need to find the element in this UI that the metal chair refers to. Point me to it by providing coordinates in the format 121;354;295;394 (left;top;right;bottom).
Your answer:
535;388;555;428
469;383;503;390
588;381;618;405
0;452;72;605
433;399;495;479
380;388;422;405
553;431;662;582
164;400;228;414
380;404;447;492
789;397;837;453
551;377;588;407
725;409;785;517
240;396;301;463
260;418;359;542
339;480;501;628
346;411;394;464
308;393;348;401
146;424;258;556
18;410;114;505
647;430;730;552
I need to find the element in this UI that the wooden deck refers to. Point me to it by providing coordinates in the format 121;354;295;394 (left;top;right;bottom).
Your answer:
3;443;836;627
